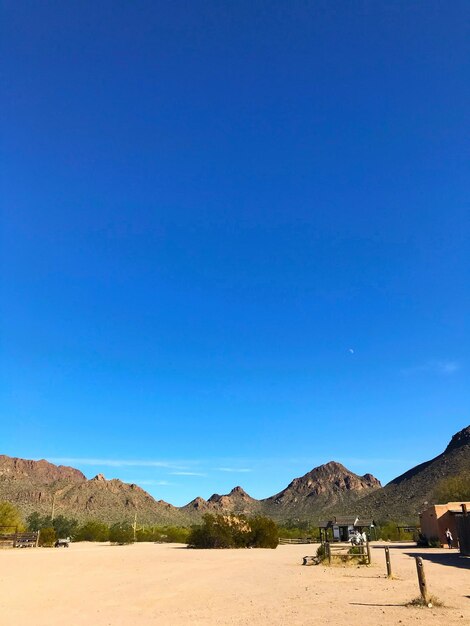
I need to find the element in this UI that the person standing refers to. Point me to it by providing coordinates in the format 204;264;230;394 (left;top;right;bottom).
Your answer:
445;528;453;549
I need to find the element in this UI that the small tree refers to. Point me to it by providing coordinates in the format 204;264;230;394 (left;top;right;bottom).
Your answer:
52;515;79;538
26;512;43;532
187;514;235;548
109;522;134;545
75;520;110;542
434;475;470;503
248;516;279;549
0;502;24;531
187;514;279;549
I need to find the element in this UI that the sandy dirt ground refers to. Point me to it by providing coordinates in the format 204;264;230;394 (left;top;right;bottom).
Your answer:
0;541;468;625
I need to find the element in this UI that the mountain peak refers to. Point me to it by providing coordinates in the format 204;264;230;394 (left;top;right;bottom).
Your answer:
444;425;470;453
266;460;381;511
184;496;208;510
229;486;250;497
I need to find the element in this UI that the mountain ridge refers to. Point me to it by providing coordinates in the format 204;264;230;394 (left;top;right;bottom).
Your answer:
1;425;469;524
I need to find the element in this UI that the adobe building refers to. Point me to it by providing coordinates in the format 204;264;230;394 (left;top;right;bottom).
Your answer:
419;502;470;547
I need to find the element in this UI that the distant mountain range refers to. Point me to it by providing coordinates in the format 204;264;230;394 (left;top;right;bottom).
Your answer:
1;425;469;525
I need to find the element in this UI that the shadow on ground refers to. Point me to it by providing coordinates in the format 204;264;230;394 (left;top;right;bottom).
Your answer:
349;602;404;607
404;551;470;570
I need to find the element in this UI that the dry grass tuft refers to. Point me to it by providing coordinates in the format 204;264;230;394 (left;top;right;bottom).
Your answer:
407;594;444;608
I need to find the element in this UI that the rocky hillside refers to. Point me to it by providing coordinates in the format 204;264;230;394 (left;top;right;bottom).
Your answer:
182;486;262;516
260;461;381;521
0;456;189;525
2;425;469;525
354;425;470;522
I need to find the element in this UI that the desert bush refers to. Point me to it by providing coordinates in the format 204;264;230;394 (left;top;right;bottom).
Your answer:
434;475;470;503
316;544;326;561
247;516;279;548
135;525;190;543
135;527;158;542
75;520;110;542
427;536;441;548
38;527;56;547
161;526;190;543
188;514;235;548
0;502;24;531
376;522;414;541
278;525;315;539
27;512;78;538
187;514;279;549
348;545;368;564
52;515;79;538
26;512;44;532
109;522;134;545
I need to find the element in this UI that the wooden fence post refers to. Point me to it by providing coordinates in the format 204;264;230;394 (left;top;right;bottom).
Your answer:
327;542;331;564
415;557;428;604
384;546;392;577
366;540;371;564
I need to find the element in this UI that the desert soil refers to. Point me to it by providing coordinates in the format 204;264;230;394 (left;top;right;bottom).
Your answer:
0;541;468;625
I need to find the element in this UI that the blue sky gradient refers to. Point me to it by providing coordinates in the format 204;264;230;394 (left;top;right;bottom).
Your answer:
1;1;469;505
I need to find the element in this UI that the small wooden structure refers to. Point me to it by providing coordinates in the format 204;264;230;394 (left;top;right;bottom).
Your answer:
318;516;376;542
0;527;39;548
324;540;371;564
279;537;316;545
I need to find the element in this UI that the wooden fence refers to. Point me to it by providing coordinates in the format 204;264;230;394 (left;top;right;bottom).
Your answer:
279;537;317;545
324;541;371;564
0;528;39;548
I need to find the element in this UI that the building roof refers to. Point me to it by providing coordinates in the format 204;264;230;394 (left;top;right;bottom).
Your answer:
317;516;375;528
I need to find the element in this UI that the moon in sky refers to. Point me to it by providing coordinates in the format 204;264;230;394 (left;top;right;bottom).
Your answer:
349;348;354;354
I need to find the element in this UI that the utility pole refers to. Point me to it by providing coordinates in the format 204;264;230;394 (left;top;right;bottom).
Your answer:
51;493;56;521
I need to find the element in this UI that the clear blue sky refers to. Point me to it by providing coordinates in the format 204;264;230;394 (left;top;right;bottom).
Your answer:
1;1;469;506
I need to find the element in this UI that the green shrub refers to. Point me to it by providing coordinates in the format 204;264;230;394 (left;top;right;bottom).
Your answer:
427;536;441;548
0;502;24;531
26;512;44;532
27;512;78;538
434;475;470;503
247;516;279;549
188;515;235;548
52;515;79;538
278;525;315;540
348;545;368;564
187;514;279;549
376;522;414;541
135;525;191;543
39;527;56;547
75;521;110;542
161;526;190;543
109;523;134;545
316;544;326;561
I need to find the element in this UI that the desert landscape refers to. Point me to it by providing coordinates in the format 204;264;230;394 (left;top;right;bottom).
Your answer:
0;541;468;625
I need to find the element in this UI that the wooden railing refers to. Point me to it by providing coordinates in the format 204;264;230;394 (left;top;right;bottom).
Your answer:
279;537;317;545
0;530;39;548
324;541;371;564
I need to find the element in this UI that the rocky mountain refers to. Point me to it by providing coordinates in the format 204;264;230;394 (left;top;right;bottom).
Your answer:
2;425;469;526
0;455;189;525
354;425;470;522
260;461;381;521
0;455;85;483
182;486;262;516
